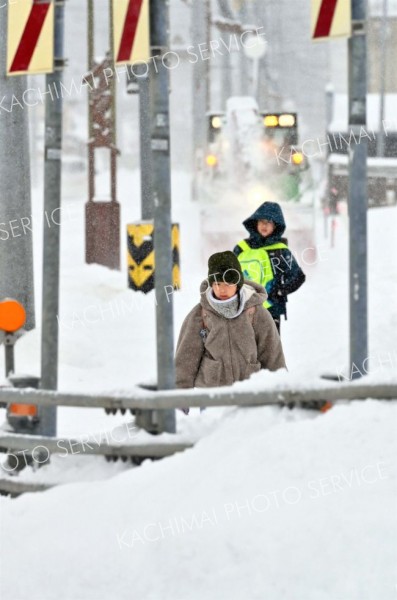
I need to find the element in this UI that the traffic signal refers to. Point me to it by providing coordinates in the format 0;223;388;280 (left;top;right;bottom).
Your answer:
292;151;304;166
205;154;218;168
207;112;224;143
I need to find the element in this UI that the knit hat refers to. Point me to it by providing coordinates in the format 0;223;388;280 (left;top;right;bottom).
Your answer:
207;251;244;290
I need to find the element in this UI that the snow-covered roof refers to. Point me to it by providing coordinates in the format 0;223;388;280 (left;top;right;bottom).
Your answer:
329;94;397;132
370;0;397;17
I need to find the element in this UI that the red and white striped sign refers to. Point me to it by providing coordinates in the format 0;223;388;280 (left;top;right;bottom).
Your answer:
113;0;150;65
7;0;54;75
311;0;351;40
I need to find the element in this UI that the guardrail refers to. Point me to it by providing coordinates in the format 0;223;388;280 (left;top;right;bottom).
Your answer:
0;432;193;458
0;479;52;497
0;381;396;410
1;381;395;497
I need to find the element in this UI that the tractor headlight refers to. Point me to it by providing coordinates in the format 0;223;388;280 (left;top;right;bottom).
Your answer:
279;114;296;127
263;115;278;127
247;185;272;205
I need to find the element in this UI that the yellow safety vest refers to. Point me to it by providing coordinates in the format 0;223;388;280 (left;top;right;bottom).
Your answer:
237;240;288;309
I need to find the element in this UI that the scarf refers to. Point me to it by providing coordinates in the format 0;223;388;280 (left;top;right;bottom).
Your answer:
205;284;256;319
206;289;240;319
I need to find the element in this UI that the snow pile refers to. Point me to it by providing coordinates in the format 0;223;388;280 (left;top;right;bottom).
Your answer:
1;400;396;600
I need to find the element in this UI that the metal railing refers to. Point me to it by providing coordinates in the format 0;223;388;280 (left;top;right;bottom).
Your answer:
0;381;395;496
0;381;395;411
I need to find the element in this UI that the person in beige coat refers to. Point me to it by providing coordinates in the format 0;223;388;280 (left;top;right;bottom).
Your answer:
175;251;286;391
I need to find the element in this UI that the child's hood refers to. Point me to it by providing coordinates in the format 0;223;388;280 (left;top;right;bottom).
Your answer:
199;279;268;312
243;202;286;239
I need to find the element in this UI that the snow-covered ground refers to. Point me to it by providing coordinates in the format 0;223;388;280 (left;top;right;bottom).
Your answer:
1;400;396;600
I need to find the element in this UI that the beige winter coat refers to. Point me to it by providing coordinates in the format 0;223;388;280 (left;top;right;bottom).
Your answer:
175;280;286;389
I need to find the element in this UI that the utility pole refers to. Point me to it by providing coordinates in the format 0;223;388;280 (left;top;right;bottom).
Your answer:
253;0;267;106
137;63;154;220
238;0;250;95
377;0;388;157
150;0;176;433
40;0;66;435
192;0;210;200
325;83;335;129
348;0;368;380
0;4;35;333
217;0;234;107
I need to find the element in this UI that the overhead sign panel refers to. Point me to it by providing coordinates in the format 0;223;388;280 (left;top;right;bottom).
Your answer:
113;0;150;65
312;0;351;40
7;0;54;75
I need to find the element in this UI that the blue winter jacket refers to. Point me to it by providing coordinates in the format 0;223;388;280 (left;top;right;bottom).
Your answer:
233;202;305;318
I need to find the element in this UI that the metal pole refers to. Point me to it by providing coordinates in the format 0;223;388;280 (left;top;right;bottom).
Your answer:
217;0;234;107
191;0;210;200
348;0;368;380
217;0;234;20
137;64;154;220
252;57;260;99
0;4;35;332
376;0;388;157
254;0;266;107
40;0;66;435
30;84;39;189
109;0;116;148
87;0;95;204
221;52;232;108
325;82;335;226
150;0;175;433
87;0;94;127
5;339;15;378
238;0;249;95
109;0;118;208
325;83;334;129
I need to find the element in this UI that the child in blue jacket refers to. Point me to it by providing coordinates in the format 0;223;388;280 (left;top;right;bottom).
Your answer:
233;201;305;333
